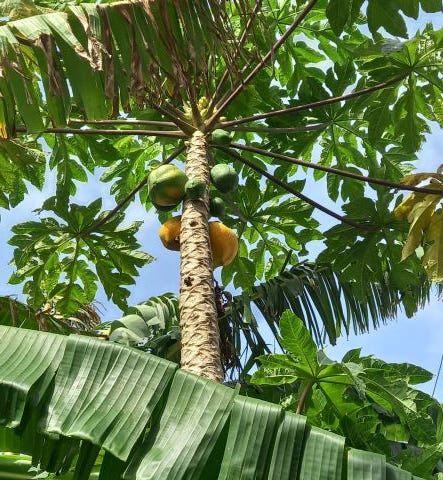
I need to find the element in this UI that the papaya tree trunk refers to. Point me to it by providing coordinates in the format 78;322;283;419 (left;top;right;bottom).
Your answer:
179;130;224;382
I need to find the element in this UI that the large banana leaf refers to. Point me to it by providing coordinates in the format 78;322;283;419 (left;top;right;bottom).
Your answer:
0;325;424;479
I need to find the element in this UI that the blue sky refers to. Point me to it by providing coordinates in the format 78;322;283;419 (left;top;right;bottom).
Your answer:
0;7;442;399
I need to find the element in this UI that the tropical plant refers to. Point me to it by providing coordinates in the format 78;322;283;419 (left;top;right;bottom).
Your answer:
0;0;442;478
0;295;101;332
251;310;443;478
0;324;433;479
0;0;442;379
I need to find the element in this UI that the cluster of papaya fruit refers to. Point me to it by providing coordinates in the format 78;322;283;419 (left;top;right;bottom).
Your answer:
147;129;239;267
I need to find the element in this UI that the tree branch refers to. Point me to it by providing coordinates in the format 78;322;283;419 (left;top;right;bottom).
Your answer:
15;126;186;138
221;74;408;128
216;146;378;232
204;0;319;131
231;143;443;195
81;145;185;236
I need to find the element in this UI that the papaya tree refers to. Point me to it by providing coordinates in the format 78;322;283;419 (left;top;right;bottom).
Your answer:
0;1;443;478
0;0;442;380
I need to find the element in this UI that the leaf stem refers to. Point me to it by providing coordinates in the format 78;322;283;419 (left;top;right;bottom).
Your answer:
204;0;319;131
221;74;407;128
15;126;186;138
207;0;264;115
69;119;176;127
296;380;314;415
216;146;378;232
145;97;195;135
224;123;326;134
231;143;443;195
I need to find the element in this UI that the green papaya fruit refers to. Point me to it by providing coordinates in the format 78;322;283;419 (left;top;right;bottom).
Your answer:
148;164;188;206
185;178;206;200
153;202;179;212
211;129;233;146
210;164;239;193
209;197;226;217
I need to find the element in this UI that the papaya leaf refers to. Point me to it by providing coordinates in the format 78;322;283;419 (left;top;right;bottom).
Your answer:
279;311;318;374
8;200;153;314
401;195;442;261
422;210;443;282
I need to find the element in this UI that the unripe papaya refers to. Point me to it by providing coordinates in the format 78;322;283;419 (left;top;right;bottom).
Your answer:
210;164;239;193
185;178;206;200
148;165;188;206
153;202;179;212
211;128;233;146
209;197;226;217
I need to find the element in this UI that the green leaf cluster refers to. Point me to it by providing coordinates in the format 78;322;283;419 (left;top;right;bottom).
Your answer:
8;198;152;314
103;293;180;362
251;311;442;478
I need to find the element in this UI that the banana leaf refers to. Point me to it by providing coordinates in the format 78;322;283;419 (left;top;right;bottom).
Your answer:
0;325;424;480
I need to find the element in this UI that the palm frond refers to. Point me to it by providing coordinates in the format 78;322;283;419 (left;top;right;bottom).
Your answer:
0;296;101;333
0;0;269;131
100;261;434;378
228;261;433;347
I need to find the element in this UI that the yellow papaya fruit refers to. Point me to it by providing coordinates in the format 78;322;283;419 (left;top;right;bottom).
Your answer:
209;221;238;267
158;217;238;267
159;217;181;251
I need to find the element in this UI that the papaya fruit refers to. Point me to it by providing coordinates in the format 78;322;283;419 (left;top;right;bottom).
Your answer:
185;178;206;200
209;197;226;217
210;164;239;193
158;217;238;267
148;165;188;206
159;217;181;251
209;222;238;267
211;129;233;146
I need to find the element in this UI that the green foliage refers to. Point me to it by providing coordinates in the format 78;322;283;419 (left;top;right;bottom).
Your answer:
8;198;152;314
0;324;427;480
0;2;441;478
0;0;440;318
251;311;442;478
105;293;180;362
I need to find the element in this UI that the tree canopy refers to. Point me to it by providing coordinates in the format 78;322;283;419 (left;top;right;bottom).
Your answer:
0;0;441;322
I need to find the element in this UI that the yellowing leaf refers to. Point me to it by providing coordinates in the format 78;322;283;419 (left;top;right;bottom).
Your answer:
394;191;427;220
0;122;7;139
400;172;443;186
401;195;442;261
422;211;443;282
